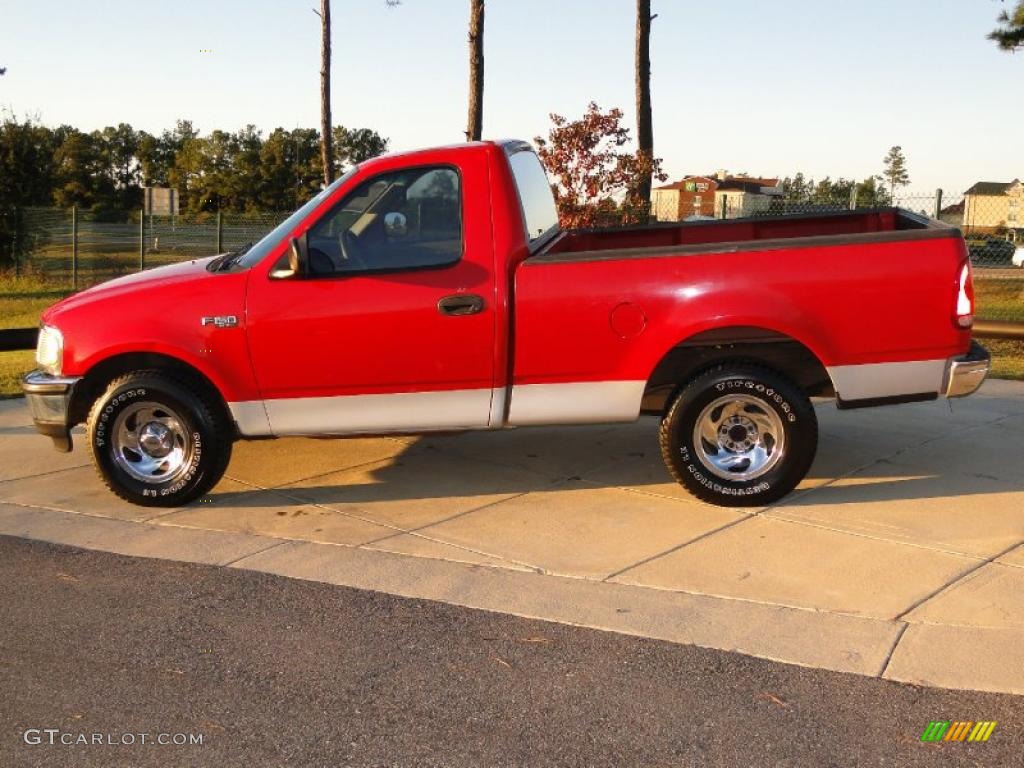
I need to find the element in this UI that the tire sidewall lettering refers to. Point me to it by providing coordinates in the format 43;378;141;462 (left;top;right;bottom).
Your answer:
94;388;147;448
91;382;211;503
676;374;810;500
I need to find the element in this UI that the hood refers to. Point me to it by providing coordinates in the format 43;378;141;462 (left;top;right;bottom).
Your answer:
42;256;229;323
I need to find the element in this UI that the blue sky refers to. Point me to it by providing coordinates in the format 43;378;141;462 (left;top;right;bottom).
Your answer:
2;0;1021;196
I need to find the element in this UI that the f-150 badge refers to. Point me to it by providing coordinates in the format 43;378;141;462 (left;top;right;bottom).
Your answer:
200;315;238;328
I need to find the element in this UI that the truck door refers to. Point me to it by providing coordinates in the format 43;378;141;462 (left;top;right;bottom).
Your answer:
244;154;496;435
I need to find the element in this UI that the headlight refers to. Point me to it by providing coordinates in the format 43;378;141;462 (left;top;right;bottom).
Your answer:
36;325;64;376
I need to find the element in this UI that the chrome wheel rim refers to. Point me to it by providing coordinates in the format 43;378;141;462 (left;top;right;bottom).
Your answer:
693;394;785;481
111;401;190;484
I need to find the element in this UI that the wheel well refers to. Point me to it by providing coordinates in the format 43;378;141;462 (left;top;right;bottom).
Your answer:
69;352;233;430
641;327;834;415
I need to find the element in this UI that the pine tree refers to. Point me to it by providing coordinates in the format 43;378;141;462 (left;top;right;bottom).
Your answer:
990;0;1024;50
882;146;910;198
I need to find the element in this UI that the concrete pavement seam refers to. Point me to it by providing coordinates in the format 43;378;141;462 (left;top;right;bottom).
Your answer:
222;474;545;572
601;512;762;582
358;489;536;544
143;505;191;522
776;411;1013;512
893;537;1024;622
587;574;915;621
764;512;989;561
0;463;90;486
0;496;108;519
878;621;910;678
226;453;405;493
220;538;291;567
597;420;953;586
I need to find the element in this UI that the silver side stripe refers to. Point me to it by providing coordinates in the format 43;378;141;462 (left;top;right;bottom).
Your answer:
228;380;648;437
826;358;946;401
228;361;946;438
507;380;647;426
229;400;273;436
268;388;493;436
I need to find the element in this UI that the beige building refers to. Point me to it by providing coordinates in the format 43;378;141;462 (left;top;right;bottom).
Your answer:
714;179;782;219
962;179;1023;239
652;171;781;222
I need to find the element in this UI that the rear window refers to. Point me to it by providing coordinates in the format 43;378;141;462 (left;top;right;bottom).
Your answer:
508;150;559;249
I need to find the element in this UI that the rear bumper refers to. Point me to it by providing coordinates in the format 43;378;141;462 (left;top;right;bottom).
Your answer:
22;370;82;452
944;341;990;398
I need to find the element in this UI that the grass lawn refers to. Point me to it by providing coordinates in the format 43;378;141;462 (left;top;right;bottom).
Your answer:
1;274;71;399
0;350;36;399
974;277;1024;324
987;340;1024;380
0;273;71;329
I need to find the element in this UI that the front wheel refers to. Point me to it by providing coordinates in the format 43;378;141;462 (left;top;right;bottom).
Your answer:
87;370;233;507
659;364;818;507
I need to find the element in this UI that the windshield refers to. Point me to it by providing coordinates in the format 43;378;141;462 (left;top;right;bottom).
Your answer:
235;167;358;268
507;149;559;250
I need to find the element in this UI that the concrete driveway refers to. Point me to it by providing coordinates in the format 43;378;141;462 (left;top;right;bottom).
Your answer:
2;379;1023;694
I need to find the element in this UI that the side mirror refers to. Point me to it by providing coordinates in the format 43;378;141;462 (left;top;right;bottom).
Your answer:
288;235;309;276
271;235;308;279
384;211;408;238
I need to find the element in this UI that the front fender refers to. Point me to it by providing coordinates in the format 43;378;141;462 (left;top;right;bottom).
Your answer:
49;269;259;403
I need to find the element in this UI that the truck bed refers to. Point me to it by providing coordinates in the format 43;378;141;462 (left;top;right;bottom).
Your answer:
534;208;955;263
510;206;971;424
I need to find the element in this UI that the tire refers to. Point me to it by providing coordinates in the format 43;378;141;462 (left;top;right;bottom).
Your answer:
87;370;233;507
659;364;817;507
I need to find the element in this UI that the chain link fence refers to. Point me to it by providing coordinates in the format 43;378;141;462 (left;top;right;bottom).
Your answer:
643;188;1023;322
8;207;290;289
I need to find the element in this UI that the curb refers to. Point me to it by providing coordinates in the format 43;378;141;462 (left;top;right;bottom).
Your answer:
2;500;1022;695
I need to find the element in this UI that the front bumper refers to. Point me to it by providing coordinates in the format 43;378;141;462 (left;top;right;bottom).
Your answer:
945;341;990;398
22;370;82;452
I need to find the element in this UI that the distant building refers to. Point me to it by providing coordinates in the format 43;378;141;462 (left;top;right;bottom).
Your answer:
962;179;1022;240
652;171;781;222
938;200;965;228
715;178;782;219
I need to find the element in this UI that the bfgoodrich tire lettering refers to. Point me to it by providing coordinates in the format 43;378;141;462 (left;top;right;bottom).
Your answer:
87;370;232;507
659;364;818;507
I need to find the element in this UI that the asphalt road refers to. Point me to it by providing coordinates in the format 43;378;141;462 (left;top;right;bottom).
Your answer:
0;535;1020;768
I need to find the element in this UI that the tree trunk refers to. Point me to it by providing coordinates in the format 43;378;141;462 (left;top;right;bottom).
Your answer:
634;0;654;214
466;0;485;141
320;0;334;186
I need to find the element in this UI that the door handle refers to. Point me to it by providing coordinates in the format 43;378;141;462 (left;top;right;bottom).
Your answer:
437;294;484;316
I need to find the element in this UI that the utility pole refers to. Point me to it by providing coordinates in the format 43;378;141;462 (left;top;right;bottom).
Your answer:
466;0;485;141
635;0;656;214
316;0;334;186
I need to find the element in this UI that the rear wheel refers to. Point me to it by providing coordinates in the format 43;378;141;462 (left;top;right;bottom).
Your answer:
87;370;233;507
659;364;817;507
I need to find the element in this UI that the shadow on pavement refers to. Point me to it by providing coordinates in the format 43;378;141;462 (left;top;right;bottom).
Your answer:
203;417;1015;509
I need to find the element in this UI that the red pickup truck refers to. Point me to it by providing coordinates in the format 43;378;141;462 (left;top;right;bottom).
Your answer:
23;140;990;508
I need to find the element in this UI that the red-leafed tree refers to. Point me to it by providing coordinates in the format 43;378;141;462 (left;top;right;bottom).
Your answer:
534;102;666;229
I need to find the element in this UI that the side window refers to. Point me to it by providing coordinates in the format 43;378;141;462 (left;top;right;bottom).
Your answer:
305;166;462;275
